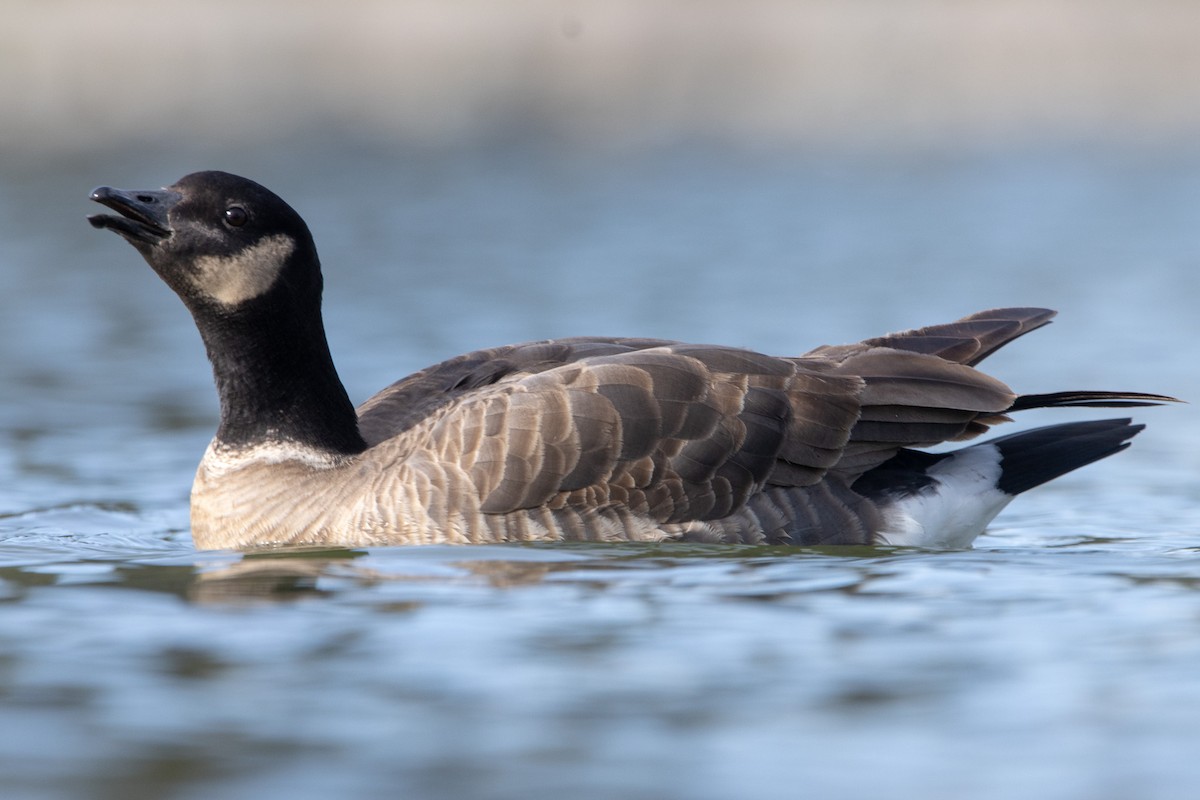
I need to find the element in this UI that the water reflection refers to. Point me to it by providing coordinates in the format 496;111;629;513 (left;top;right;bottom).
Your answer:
0;542;893;606
2;535;1200;800
9;533;1200;615
177;544;915;605
190;553;365;604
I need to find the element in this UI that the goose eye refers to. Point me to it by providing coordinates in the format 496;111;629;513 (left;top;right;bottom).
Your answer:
224;206;248;228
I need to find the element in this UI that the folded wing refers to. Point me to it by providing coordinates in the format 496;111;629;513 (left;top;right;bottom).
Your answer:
355;307;1172;528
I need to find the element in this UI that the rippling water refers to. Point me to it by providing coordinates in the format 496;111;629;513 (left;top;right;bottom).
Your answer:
2;141;1199;799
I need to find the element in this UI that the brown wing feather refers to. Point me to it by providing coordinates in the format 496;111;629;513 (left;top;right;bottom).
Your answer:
797;308;1054;480
382;344;864;523
355;337;680;445
806;307;1057;366
797;307;1174;481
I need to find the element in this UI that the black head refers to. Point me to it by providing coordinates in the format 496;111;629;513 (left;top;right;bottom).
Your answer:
89;171;365;455
89;171;320;313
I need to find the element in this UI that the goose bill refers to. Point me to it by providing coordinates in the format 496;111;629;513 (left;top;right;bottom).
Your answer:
87;186;179;243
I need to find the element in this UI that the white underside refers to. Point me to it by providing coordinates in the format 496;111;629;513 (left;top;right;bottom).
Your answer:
874;444;1014;549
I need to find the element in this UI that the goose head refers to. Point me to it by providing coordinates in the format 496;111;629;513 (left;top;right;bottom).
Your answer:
89;171;364;456
88;170;321;316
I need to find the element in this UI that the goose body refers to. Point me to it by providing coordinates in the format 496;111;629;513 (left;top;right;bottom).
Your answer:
88;171;1171;550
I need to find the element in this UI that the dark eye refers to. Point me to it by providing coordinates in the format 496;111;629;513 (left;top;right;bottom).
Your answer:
224;206;248;228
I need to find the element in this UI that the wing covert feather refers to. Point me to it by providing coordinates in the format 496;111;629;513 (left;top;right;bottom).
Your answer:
378;344;865;521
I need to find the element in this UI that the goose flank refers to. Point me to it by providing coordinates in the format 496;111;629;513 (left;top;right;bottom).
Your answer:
88;171;1175;550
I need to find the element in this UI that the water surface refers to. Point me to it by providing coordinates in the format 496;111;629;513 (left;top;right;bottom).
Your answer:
1;142;1199;799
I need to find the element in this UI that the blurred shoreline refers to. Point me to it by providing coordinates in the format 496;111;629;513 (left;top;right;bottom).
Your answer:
7;0;1200;156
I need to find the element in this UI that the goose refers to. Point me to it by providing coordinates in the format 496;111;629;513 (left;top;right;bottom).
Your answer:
88;170;1173;550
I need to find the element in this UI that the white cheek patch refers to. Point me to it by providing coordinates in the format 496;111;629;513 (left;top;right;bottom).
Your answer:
191;234;296;307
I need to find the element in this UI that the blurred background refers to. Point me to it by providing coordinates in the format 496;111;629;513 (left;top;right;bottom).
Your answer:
3;2;1200;799
8;0;1200;153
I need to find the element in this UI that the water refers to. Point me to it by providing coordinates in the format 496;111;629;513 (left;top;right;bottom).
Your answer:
2;141;1200;799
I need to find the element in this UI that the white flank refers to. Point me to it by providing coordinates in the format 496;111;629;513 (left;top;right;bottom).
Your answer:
875;444;1014;549
191;234;295;307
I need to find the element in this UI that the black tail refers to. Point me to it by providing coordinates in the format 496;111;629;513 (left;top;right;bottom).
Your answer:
990;418;1144;496
1010;391;1179;411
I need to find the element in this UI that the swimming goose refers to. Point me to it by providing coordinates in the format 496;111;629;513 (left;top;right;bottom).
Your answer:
88;171;1173;550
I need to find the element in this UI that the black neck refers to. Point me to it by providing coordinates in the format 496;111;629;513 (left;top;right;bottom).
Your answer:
194;292;367;456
